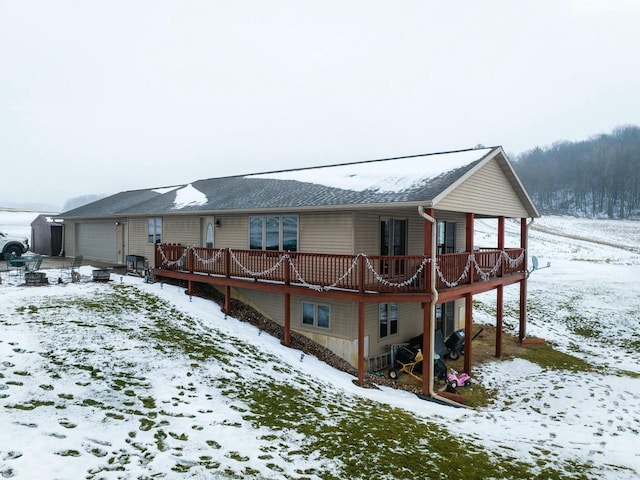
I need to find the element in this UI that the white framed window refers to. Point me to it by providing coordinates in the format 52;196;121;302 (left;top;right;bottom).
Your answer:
379;303;398;339
302;302;330;329
148;218;162;244
249;215;298;251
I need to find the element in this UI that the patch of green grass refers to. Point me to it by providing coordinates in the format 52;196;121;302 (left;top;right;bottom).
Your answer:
238;379;573;479
456;382;496;408
519;343;593;373
139;396;156;409
55;450;81;457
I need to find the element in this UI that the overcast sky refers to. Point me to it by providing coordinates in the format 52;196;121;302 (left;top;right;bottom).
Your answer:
2;1;639;210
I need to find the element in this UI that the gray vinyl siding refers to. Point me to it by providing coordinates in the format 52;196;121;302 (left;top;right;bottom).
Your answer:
237;288;353;340
128;216;199;267
299;211;353;254
128;218;158;265
234;288;284;321
407;214;426;255
437;159;531;217
163;216;200;246
63;222;77;259
353;211;379;255
211;215;248;249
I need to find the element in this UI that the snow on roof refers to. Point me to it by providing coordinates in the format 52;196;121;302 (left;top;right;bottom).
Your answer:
172;184;208;209
248;148;492;193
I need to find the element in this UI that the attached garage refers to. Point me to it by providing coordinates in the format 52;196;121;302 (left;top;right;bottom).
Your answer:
76;222;117;262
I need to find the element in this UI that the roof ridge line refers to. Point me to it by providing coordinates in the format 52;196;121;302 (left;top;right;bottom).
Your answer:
198;146;499;182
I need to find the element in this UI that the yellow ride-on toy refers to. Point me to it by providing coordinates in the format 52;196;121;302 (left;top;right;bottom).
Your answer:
388;342;448;383
388;346;424;382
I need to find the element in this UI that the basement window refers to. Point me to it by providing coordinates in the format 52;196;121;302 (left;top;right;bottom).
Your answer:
379;303;398;339
302;302;330;329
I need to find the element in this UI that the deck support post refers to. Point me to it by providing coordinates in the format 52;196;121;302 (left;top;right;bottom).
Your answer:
498;216;505;276
357;301;365;387
463;292;473;374
519;218;528;341
496;285;503;357
422;301;432;396
283;292;291;346
466;213;475;251
224;285;231;315
282;256;291;346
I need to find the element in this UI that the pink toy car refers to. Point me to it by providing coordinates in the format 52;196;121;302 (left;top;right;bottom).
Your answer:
447;369;471;389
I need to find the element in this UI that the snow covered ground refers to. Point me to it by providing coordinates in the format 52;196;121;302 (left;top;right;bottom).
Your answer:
1;213;639;479
0;210;49;239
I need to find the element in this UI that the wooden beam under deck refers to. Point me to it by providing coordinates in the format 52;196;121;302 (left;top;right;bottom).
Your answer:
153;267;525;306
152;268;436;304
435;272;525;303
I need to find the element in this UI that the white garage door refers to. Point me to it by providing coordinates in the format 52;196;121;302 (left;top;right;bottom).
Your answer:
77;223;117;262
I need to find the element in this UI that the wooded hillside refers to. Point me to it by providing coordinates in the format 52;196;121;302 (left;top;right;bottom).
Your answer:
513;125;640;219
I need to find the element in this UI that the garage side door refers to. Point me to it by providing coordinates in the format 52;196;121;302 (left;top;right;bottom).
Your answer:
77;223;117;262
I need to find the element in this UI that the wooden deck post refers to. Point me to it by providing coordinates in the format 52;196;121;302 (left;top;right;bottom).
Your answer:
466;213;474;250
519;218;528;341
283;256;291;346
498;216;505;276
496;285;503;357
422;301;432;396
225;285;231;315
466;213;474;283
187;247;194;295
283;293;291;346
357;301;365;387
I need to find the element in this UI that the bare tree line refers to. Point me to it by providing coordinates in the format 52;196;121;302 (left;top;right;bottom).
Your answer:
514;125;640;219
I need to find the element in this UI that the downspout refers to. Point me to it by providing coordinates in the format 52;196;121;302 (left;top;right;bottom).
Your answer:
418;206;464;407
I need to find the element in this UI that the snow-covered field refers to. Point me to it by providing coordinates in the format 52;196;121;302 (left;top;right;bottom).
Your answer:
0;210;49;239
1;213;639;479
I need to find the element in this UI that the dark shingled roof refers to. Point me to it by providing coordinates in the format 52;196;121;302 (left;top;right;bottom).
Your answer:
60;147;505;217
60;188;168;218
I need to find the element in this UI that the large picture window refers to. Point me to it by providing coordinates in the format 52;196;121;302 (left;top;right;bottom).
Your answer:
148;218;162;244
302;302;330;329
249;215;298;251
379;303;398;339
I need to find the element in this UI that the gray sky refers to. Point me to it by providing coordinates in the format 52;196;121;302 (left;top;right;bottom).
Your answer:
2;1;639;210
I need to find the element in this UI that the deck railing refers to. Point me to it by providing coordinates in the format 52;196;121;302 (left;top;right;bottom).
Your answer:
155;244;525;294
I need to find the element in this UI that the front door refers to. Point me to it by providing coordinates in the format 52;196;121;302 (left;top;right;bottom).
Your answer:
202;217;215;248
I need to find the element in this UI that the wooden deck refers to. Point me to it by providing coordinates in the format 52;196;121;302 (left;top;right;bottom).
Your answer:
153;244;526;299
